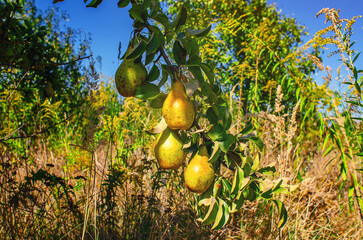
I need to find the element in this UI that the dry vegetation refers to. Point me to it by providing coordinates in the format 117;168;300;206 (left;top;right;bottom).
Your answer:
1;83;362;239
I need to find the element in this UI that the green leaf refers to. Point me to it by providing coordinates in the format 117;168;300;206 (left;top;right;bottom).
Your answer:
198;197;219;225
147;33;162;54
212;177;223;197
146;65;160;82
129;4;146;23
231;190;245;213
357;197;363;217
158;70;168;88
354;66;358;80
272;179;284;192
221;178;232;198
86;0;103;7
219;106;232;130
322;133;330;152
188;66;204;85
186;55;202;66
224;154;233;168
117;0;130;8
200;63;214;83
323;144;335;157
353;52;361;63
148;92;166;109
172;6;187;31
189;66;219;104
231;166;244;195
133;20;145;30
145;52;156;65
134;83;160;100
242;159;252;177
273;187;289;195
346;100;363;107
261;189;273;199
173;40;186;65
206;107;218;124
189;38;200;57
250;136;264;150
126;40;146;60
355;80;361;94
219;134;235;153
273;200;288;228
208;124;226;141
211;198;229;230
246;182;258;201
147;25;164;54
251;154;260;173
207;142;219;165
161;65;173;76
258;165;276;175
241;124;253;135
151;13;171;30
186;25;211;37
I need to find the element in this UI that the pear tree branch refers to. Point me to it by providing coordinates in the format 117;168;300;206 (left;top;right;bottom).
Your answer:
145;22;177;83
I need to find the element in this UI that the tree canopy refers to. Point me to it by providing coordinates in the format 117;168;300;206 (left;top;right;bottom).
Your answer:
165;0;322;114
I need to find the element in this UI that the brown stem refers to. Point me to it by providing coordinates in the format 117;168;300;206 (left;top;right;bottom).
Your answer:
0;113;75;142
195;122;208;144
0;55;92;69
145;23;177;82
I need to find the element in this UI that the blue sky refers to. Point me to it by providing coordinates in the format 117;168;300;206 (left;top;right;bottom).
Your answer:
34;0;363;89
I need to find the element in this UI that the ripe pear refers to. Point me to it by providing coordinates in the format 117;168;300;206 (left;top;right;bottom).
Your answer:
184;145;215;194
162;80;195;130
154;127;186;169
115;59;147;97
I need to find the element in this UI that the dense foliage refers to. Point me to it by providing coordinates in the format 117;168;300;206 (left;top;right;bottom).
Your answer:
166;0;322;114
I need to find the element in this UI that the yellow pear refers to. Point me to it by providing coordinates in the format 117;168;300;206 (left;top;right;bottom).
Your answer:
154;127;186;169
184;145;215;193
162;79;195;130
115;59;147;97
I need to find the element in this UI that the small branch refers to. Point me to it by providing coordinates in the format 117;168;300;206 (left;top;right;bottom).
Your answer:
158;41;178;83
145;23;177;82
0;113;75;142
0;124;24;142
69;143;93;153
159;47;173;67
195;122;209;144
51;55;92;66
7;72;28;101
153;52;163;64
0;55;92;69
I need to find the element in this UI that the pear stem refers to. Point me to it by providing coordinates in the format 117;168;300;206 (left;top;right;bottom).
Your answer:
158;43;178;83
195;122;208;144
145;22;177;83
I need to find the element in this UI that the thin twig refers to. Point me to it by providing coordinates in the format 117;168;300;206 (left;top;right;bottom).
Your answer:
0;55;92;69
0;113;75;142
0;124;24;142
145;23;177;82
